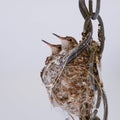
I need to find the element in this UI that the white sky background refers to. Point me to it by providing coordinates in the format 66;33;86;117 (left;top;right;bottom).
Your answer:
0;0;120;120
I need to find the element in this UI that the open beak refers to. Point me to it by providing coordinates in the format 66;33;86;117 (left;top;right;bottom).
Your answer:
52;33;66;40
42;40;53;47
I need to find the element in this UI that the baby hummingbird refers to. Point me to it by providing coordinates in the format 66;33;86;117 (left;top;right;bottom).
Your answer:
42;40;61;65
52;33;78;52
40;40;62;86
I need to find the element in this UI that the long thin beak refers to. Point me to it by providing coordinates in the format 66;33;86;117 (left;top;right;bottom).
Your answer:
52;33;66;40
42;40;53;47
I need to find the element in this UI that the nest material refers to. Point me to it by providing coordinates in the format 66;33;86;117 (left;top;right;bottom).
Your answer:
41;40;102;119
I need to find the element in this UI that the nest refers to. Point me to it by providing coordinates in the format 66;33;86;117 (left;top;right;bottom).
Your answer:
41;40;102;119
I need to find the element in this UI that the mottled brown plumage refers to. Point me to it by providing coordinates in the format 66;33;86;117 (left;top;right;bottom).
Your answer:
41;35;102;120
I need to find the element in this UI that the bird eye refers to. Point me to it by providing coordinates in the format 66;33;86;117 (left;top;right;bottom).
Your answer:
69;39;72;41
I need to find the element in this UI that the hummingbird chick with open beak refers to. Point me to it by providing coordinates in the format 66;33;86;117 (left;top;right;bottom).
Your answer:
41;40;62;105
40;40;62;86
41;34;78;86
52;33;78;52
42;40;62;65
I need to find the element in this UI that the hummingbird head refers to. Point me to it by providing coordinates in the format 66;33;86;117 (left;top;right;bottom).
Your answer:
52;33;78;51
42;40;61;55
